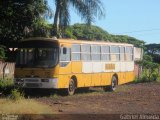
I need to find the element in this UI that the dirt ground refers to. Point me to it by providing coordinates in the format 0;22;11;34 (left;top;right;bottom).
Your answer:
37;82;160;114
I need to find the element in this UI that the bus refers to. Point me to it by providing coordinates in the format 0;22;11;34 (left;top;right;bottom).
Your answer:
14;37;141;95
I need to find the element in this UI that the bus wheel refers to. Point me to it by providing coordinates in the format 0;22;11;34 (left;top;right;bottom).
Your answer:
67;78;76;95
110;76;118;91
103;76;118;92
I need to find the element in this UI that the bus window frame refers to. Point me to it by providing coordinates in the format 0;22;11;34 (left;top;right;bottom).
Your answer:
60;47;71;67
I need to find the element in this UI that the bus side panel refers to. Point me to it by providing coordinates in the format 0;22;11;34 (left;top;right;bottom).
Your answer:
125;62;135;83
82;74;92;87
71;61;82;73
81;62;92;87
118;72;126;85
58;62;71;88
91;62;102;86
125;71;135;83
91;73;101;86
72;61;92;87
75;74;84;87
58;74;70;88
101;72;112;86
59;63;71;74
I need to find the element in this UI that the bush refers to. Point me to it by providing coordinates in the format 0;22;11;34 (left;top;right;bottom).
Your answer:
0;78;14;94
9;89;24;101
134;76;148;83
0;78;13;88
136;55;160;83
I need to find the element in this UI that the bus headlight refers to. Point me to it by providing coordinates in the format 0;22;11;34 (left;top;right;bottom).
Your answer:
15;78;24;82
41;79;49;82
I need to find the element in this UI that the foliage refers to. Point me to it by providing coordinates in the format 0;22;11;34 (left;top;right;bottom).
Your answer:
64;23;145;47
145;43;160;54
145;43;160;63
0;0;51;46
0;78;14;95
135;44;160;83
9;89;24;101
0;45;6;60
53;0;105;36
0;78;13;89
137;55;160;82
65;23;110;40
28;19;52;37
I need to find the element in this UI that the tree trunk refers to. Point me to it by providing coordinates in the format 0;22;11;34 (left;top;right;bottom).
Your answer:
54;1;60;36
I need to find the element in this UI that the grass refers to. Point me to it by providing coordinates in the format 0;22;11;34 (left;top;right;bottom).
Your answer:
114;85;130;93
0;98;54;114
9;89;24;101
50;93;59;99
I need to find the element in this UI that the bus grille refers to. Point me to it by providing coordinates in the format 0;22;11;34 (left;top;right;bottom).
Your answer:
25;79;39;82
25;83;40;88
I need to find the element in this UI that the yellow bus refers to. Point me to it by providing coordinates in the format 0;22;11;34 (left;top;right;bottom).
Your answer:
14;37;140;95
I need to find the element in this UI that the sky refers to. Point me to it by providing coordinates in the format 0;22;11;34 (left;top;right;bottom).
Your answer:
48;0;160;44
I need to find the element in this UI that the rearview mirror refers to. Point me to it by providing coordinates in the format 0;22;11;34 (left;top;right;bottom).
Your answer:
63;47;67;54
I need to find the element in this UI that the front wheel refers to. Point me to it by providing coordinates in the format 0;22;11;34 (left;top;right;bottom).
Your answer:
66;79;76;95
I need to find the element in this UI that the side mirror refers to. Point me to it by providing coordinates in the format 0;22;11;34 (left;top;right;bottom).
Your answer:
63;47;67;54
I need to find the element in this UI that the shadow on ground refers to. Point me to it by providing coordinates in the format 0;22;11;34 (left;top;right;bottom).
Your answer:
23;87;102;98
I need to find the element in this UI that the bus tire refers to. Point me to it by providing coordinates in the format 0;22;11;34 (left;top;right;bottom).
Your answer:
66;78;76;95
103;76;118;92
110;76;118;91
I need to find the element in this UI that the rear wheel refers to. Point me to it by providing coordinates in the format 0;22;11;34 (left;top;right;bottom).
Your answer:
103;76;118;92
110;76;118;91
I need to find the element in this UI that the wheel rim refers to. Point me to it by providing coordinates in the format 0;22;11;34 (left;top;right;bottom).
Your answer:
112;77;117;90
68;79;75;95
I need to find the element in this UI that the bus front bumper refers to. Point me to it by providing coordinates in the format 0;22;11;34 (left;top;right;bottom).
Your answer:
14;78;58;89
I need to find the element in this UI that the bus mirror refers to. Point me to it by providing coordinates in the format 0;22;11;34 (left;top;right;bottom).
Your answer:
63;47;67;54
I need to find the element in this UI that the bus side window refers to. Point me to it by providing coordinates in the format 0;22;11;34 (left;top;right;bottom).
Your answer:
101;46;110;61
120;47;125;61
60;47;71;67
110;46;120;61
91;45;101;61
63;47;67;54
81;44;91;61
72;44;81;61
125;47;133;61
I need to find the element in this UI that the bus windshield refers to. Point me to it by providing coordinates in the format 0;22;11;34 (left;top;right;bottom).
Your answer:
16;48;59;68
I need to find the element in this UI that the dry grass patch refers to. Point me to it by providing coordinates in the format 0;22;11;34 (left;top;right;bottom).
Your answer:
0;98;54;114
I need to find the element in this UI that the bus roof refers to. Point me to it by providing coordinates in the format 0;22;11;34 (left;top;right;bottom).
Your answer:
22;37;134;46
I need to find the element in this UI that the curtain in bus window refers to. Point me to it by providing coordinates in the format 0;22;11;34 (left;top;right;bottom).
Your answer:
110;46;120;61
120;47;125;61
101;46;110;61
125;47;133;61
72;44;81;61
81;44;91;61
91;45;101;61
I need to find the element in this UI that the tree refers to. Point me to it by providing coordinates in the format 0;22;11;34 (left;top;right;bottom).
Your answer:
63;24;145;48
145;44;160;55
0;45;6;60
0;0;51;47
53;0;105;37
145;44;160;63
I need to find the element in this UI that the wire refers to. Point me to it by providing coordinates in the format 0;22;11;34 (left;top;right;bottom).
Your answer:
117;28;160;34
